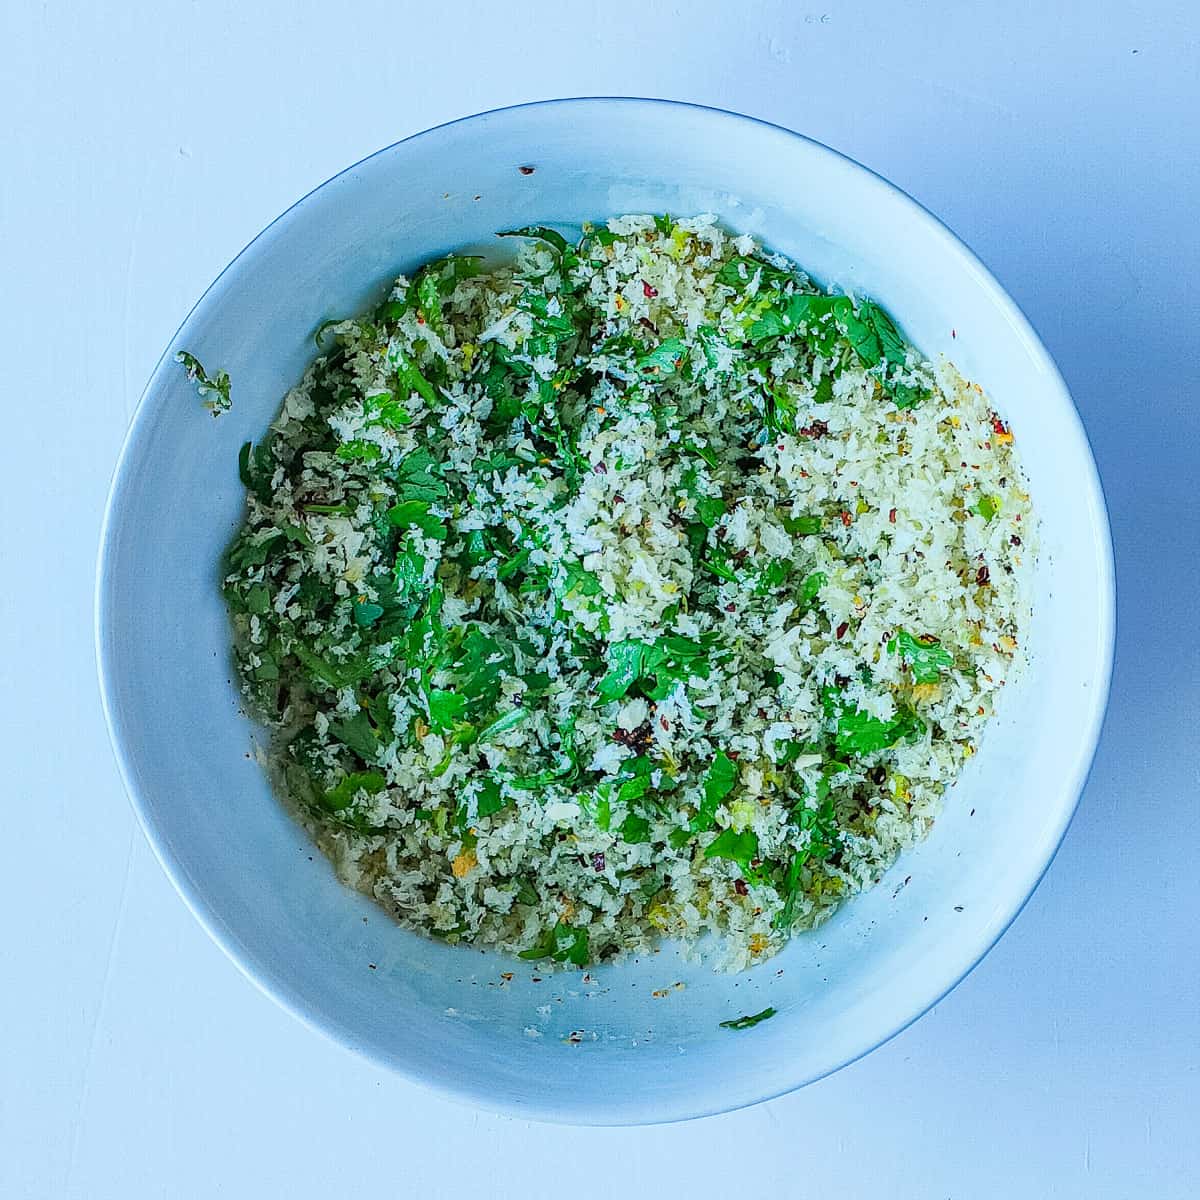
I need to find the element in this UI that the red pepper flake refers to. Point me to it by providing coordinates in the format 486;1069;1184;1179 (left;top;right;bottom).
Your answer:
1010;534;1022;546
642;280;658;298
613;493;625;504
799;419;830;438
726;750;740;761
659;715;670;731
840;510;852;527
991;416;1009;436
734;879;749;896
889;507;897;524
518;165;535;175
976;565;991;586
591;852;606;873
836;621;849;640
416;315;425;325
725;603;737;613
594;461;607;474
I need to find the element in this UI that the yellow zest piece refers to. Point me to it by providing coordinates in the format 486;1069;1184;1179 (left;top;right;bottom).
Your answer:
414;718;430;740
749;933;769;956
994;430;1013;444
912;682;941;703
560;898;577;921
614;294;626;311
999;635;1018;653
451;849;477;879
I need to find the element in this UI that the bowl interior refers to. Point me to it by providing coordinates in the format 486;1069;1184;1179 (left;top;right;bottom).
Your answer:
98;99;1112;1124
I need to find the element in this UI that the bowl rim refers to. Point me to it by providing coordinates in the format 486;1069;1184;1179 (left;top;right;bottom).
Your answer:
95;95;1116;1125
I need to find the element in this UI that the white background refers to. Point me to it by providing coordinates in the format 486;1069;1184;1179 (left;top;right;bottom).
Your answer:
2;1;1198;1196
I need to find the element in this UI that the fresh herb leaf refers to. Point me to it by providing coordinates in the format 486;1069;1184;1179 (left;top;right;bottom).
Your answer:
635;338;687;378
386;499;448;540
798;570;827;606
175;350;232;415
596;640;660;704
620;813;651;844
719;1006;777;1030
427;689;468;733
336;439;382;462
973;494;999;522
683;750;738;839
322;770;386;812
477;707;528;742
329;711;380;762
696;495;726;529
823;689;927;756
518;921;590;966
704;827;760;880
499;225;570;256
781;513;821;536
393;348;437;407
888;630;954;684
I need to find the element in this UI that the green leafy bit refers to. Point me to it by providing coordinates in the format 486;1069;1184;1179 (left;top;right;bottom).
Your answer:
498;225;570;256
719;1006;777;1031
386;499;448;540
392;348;438;407
888;630;954;684
704;827;760;880
823;689;926;756
781;513;821;536
973;494;999;522
518;921;590;966
322;770;386;812
635;338;687;378
798;570;827;607
175;350;232;415
330;711;380;762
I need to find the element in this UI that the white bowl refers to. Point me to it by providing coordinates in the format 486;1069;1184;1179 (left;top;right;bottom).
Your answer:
96;98;1114;1124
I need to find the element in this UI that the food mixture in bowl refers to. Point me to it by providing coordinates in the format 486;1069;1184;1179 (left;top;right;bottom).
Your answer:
217;215;1034;971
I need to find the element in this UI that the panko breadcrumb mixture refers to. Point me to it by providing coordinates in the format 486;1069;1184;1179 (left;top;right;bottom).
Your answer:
215;214;1034;971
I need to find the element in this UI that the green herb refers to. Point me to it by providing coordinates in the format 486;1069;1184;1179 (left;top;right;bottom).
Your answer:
691;751;738;836
695;495;726;528
498;225;570;256
781;513;821;536
596;640;658;704
336;440;382;462
518;921;590;966
823;689;926;756
719;1006;777;1031
426;689;468;732
635;338;687;378
477;707;529;742
364;390;412;429
620;813;651;844
175;350;232;415
798;570;827;606
704;827;760;880
329;711;380;762
393;348;438;407
394;446;448;503
386;499;448;540
888;630;954;684
973;494;999;522
237;440;275;503
321;769;386;812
